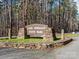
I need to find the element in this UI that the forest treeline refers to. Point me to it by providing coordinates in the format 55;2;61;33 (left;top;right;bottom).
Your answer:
0;0;78;37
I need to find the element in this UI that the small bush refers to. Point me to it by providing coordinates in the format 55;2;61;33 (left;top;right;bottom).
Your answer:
54;38;61;41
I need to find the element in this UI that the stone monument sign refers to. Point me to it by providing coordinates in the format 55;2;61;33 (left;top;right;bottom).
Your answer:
17;24;53;41
26;24;53;41
26;24;48;37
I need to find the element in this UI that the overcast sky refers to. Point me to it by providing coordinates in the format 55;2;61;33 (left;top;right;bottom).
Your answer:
74;0;79;13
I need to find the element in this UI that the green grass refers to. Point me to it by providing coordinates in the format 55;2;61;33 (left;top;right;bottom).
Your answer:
57;33;79;38
0;33;78;43
0;38;45;43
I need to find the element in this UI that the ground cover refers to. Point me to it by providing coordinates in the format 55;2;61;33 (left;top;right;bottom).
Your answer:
0;33;78;43
57;33;79;38
0;38;44;43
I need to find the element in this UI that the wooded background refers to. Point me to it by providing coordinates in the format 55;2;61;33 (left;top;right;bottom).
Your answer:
0;0;78;37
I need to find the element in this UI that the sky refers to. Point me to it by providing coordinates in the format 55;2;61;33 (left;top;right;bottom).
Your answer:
74;0;79;13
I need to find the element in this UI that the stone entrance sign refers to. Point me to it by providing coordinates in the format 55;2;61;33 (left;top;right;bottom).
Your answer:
26;24;48;37
26;24;53;41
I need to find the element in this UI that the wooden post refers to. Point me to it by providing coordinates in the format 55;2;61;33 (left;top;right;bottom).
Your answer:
61;29;64;40
8;28;11;39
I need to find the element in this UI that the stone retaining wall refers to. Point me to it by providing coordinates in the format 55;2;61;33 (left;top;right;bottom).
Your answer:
0;39;73;50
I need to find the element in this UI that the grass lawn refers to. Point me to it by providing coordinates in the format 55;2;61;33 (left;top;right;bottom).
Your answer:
0;38;53;43
57;33;79;38
0;33;79;43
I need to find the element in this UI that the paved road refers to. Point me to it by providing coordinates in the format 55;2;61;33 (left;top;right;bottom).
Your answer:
0;37;79;59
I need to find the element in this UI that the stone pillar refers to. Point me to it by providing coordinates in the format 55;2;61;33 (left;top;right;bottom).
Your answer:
61;29;64;40
43;28;53;42
17;28;25;39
